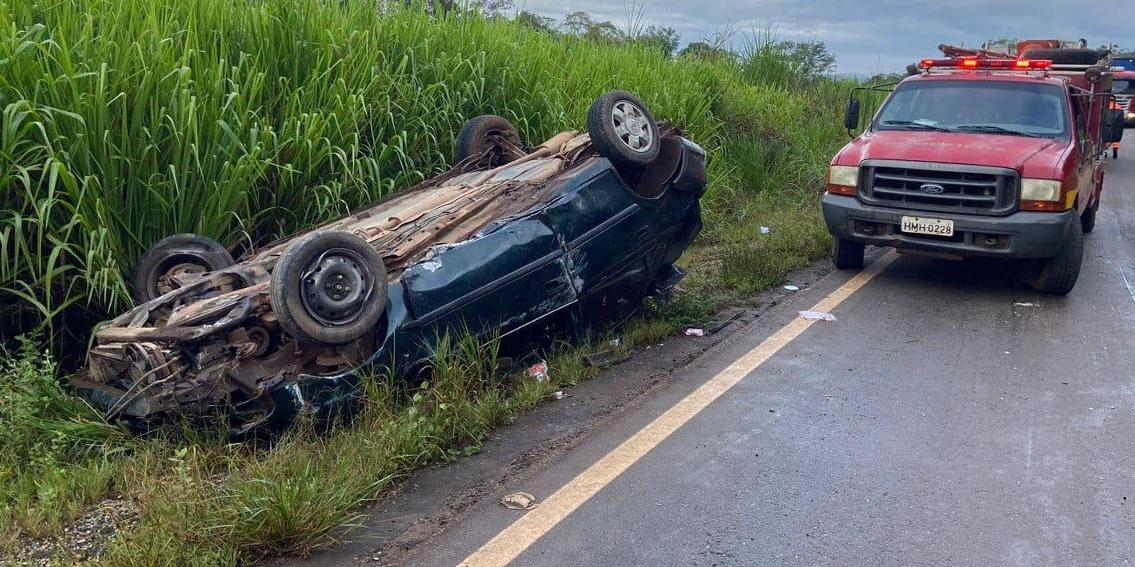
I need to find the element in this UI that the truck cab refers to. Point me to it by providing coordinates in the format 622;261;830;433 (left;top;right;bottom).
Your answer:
822;54;1125;294
1115;70;1135;126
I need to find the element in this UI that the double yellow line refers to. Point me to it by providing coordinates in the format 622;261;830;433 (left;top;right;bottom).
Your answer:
461;253;896;566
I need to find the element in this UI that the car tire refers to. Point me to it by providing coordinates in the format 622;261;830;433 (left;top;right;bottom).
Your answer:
270;231;388;345
1030;214;1083;295
1081;199;1099;234
1018;48;1104;66
132;234;235;303
455;115;522;167
587;90;661;169
832;237;865;270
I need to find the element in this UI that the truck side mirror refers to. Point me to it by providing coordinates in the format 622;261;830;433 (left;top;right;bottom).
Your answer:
843;98;861;134
1105;109;1125;145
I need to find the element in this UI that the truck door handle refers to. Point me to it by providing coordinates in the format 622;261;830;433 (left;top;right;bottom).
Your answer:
544;279;569;292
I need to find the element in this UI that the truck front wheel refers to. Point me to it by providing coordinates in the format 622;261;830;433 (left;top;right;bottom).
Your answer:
1030;215;1083;295
832;237;865;270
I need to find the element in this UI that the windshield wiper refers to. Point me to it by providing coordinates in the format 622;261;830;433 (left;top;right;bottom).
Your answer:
954;124;1044;138
878;120;954;132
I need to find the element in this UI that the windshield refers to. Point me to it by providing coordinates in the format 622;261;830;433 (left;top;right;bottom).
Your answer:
1116;80;1135;95
874;80;1069;139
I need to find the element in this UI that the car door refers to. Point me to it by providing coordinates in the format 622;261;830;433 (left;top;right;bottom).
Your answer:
543;165;658;326
400;217;577;346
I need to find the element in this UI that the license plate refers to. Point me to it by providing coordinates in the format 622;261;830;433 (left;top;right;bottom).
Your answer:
900;216;954;237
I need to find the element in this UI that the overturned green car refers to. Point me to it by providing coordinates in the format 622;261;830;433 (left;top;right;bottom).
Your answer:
74;91;707;432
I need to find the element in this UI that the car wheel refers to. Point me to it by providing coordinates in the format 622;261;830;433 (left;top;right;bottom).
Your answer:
1030;214;1083;295
1081;199;1099;234
587;90;661;169
455;115;522;167
831;237;865;270
132;234;235;303
270;231;388;345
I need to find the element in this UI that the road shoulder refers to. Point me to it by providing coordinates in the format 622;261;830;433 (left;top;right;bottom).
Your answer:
266;257;861;567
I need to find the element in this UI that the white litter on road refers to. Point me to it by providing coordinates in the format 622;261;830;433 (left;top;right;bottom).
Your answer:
799;310;837;322
1013;302;1037;307
685;328;705;337
784;285;800;292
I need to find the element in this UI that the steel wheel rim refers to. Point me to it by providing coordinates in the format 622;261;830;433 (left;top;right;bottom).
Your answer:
610;100;653;153
300;247;374;326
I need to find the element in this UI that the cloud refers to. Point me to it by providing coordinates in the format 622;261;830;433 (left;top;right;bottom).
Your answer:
513;0;1125;75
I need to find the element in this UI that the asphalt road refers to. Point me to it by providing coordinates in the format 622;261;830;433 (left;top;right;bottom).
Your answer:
317;136;1135;567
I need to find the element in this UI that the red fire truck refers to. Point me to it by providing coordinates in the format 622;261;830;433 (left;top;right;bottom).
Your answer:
823;45;1126;295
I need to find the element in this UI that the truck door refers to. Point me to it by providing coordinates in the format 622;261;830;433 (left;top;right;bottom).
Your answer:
1071;94;1094;213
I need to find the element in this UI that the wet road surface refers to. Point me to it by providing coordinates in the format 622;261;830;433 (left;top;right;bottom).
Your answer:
302;136;1135;566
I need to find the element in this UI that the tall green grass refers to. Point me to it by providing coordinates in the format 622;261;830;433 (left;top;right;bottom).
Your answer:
0;1;854;563
0;0;846;344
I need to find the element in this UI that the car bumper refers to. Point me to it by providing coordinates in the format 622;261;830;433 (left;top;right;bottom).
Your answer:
822;194;1075;259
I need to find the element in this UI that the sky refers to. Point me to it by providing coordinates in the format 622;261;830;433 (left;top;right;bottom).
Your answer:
514;1;1131;76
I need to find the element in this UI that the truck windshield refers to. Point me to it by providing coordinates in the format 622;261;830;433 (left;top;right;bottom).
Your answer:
1116;80;1135;95
874;81;1069;139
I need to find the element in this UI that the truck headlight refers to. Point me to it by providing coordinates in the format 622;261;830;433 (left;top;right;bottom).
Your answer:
827;165;859;196
1020;178;1070;212
1021;179;1061;202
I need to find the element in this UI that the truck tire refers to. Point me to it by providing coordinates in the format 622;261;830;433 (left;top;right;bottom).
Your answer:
132;234;235;303
1030;215;1083;295
832;237;865;270
587;90;661;169
1081;199;1098;234
1018;48;1104;66
270;231;388;345
455;115;522;167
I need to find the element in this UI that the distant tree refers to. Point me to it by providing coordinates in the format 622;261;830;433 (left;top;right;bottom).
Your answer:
678;41;734;62
562;11;625;44
866;72;905;85
633;25;680;58
468;0;513;17
775;40;836;78
516;10;555;33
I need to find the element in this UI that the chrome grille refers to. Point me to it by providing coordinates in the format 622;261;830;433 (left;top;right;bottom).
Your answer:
1117;94;1134;112
859;161;1019;216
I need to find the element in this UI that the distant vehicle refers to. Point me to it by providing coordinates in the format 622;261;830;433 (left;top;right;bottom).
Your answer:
1112;55;1135;71
1114;70;1135;127
825;43;1125;295
75;91;707;433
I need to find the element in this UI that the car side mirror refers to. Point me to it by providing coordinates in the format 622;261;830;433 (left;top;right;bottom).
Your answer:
843;98;862;135
1105;109;1125;145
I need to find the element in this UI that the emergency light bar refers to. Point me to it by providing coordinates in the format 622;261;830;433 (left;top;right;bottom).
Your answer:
919;58;1053;70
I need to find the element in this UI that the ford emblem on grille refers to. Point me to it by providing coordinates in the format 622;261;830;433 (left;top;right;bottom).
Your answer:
919;183;946;194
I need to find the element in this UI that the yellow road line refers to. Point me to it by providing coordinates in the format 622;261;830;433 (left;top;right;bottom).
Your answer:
460;253;897;567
